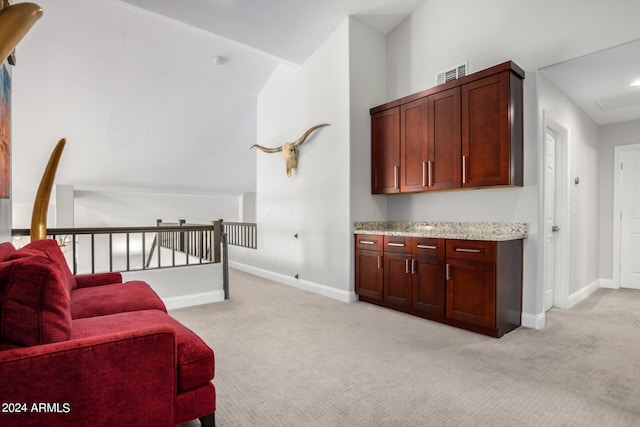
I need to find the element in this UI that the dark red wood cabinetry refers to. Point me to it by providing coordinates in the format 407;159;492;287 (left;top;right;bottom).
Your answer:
380;236;446;312
354;236;383;300
371;108;400;194
400;99;429;192
411;238;446;316
382;236;411;307
461;71;523;187
355;235;523;337
370;61;523;195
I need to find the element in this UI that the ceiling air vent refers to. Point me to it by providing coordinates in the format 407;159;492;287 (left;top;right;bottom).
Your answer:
436;62;469;85
595;92;640;111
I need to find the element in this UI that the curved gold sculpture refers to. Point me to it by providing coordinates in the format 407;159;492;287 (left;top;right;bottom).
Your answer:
30;138;66;241
0;3;43;64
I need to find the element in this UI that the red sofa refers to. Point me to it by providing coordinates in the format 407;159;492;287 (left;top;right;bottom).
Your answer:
0;239;216;427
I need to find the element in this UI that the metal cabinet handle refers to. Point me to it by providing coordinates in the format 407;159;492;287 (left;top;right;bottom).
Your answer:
462;155;467;184
377;255;382;269
394;166;399;190
359;240;376;245
411;258;416;274
455;248;482;253
387;242;406;247
446;264;451;280
416;244;437;250
422;161;427;187
405;258;410;274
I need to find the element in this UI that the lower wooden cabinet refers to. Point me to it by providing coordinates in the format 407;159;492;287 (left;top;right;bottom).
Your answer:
445;258;495;328
354;235;384;301
355;235;523;337
383;252;412;307
355;249;383;301
412;255;446;316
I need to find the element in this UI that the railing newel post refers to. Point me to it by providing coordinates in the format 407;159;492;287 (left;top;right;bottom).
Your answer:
222;231;229;300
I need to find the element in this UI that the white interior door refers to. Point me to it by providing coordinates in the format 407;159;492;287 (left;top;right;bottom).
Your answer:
620;149;640;289
543;129;557;311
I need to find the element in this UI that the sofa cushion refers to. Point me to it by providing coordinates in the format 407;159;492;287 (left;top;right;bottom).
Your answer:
72;310;214;392
71;281;167;319
9;239;76;291
0;256;72;347
0;242;15;262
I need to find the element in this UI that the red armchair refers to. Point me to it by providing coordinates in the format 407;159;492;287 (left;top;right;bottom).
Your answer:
0;240;216;426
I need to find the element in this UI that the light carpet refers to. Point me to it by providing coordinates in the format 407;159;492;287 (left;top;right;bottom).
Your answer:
174;269;640;427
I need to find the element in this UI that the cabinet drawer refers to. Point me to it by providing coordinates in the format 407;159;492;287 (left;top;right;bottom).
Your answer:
383;236;409;253
355;235;383;251
411;237;444;257
446;239;495;262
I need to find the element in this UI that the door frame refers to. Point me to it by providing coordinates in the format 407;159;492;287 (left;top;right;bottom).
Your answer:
612;143;640;289
541;112;571;309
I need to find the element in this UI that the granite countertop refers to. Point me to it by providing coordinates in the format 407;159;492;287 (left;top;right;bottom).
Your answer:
353;221;527;241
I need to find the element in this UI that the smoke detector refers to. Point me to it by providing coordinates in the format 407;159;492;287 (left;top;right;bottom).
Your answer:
214;56;225;65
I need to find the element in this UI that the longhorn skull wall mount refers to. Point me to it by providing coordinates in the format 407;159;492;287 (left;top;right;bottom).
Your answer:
250;123;329;177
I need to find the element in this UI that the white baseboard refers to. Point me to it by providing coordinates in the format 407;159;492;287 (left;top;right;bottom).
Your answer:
567;279;601;308
163;290;225;310
521;311;545;329
599;278;617;289
229;261;358;303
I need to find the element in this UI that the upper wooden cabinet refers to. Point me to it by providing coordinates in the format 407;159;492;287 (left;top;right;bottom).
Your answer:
370;61;524;195
461;71;523;187
428;87;461;190
371;107;400;194
400;98;429;192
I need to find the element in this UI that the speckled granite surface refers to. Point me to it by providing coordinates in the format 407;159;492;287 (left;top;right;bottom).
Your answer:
353;221;527;241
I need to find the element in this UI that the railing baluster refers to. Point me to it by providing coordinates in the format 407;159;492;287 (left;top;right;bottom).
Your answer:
109;233;113;272
142;232;146;270
72;232;77;274
91;234;95;274
11;223;224;273
157;231;161;269
126;233;130;271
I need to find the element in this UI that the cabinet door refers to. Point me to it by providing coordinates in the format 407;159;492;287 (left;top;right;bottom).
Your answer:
355;249;383;301
461;72;510;188
371;107;400;194
445;259;495;328
412;255;445;316
428;88;461;190
383;253;411;307
400;98;429;192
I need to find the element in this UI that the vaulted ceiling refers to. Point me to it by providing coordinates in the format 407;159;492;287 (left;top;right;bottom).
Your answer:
13;1;640;207
120;0;426;64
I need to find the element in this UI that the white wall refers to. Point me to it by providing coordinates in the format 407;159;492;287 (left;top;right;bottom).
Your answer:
11;0;268;225
349;18;388;223
71;189;239;227
538;74;600;296
384;0;640;321
122;263;225;310
242;19;353;301
386;0;640;102
598;119;640;281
